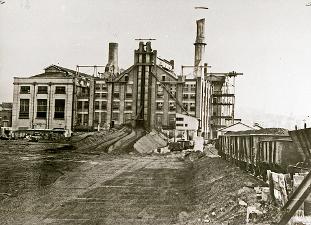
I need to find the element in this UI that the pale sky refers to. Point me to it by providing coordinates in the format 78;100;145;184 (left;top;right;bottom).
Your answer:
1;0;311;126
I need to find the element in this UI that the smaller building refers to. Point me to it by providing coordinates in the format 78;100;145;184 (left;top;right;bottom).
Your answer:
216;121;262;138
175;113;199;140
0;102;13;137
0;102;12;128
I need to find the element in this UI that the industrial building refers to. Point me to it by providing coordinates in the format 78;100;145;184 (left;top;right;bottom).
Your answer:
11;18;241;139
12;65;90;136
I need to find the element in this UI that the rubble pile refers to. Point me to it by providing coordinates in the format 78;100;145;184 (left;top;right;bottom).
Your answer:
188;156;280;224
134;130;167;154
71;127;131;153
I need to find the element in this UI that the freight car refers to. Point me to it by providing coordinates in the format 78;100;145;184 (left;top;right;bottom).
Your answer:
217;128;304;180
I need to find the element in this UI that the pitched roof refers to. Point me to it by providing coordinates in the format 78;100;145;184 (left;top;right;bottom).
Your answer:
113;65;135;82
31;65;91;78
0;102;12;110
226;128;289;136
113;64;178;82
217;122;255;132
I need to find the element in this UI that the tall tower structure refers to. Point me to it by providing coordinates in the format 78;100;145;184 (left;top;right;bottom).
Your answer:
133;41;157;128
194;18;206;77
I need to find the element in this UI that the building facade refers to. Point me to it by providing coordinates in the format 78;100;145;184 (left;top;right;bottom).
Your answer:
12;18;241;139
12;65;90;135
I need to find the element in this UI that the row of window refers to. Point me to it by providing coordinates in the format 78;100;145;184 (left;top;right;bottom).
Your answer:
94;92;193;100
155;114;175;127
94;92;133;99
176;123;188;127
20;86;66;94
155;103;196;112
95;101;107;110
92;112;132;125
19;99;65;119
183;94;196;99
20;84;194;96
78;112;176;126
156;102;176;111
95;84;108;91
183;84;196;91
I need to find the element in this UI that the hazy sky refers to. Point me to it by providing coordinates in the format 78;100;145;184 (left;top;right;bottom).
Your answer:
1;0;311;124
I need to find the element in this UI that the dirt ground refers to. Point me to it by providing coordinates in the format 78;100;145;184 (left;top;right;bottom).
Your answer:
185;152;280;225
0;139;279;225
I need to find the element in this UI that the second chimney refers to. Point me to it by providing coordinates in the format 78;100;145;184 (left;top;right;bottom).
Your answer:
194;18;206;77
105;42;119;75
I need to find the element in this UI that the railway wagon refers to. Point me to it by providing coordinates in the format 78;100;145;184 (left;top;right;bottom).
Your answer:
257;138;303;179
288;127;311;163
217;128;297;177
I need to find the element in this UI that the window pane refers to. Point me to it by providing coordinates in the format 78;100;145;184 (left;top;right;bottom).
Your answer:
54;99;65;118
101;112;107;123
55;86;66;94
77;101;82;110
19;99;29;118
37;86;48;94
125;102;132;110
101;101;107;110
83;114;88;125
20;86;30;94
95;84;101;90
84;101;89;109
156;102;163;110
114;84;120;92
112;112;119;121
112;102;120;110
124;113;132;122
37;99;47;118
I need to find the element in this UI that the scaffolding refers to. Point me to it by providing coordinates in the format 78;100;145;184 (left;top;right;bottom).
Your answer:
206;71;242;136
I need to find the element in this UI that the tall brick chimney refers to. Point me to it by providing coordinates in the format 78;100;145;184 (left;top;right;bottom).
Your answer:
194;19;206;77
105;42;119;75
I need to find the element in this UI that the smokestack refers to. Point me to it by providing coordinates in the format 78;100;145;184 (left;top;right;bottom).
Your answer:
170;60;174;69
105;42;119;75
196;19;205;43
203;63;208;75
194;18;206;77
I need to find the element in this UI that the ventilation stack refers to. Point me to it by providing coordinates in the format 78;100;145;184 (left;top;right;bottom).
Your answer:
194;18;207;77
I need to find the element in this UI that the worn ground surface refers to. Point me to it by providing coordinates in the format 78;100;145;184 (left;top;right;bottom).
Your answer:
0;139;279;225
185;152;280;225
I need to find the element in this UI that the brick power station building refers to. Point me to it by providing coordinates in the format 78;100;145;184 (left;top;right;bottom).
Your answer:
12;19;241;139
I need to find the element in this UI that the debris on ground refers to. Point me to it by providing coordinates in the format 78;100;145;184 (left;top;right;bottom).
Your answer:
185;147;280;225
134;130;167;154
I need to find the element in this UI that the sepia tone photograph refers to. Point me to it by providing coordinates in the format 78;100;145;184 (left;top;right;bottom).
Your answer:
1;0;311;224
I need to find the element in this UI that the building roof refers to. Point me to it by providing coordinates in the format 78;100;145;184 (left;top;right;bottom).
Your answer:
217;122;255;132
113;65;135;82
30;65;91;78
0;102;13;110
226;128;289;136
114;64;178;83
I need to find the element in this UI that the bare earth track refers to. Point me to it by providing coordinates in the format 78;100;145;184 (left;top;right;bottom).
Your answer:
0;142;194;225
0;138;279;225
